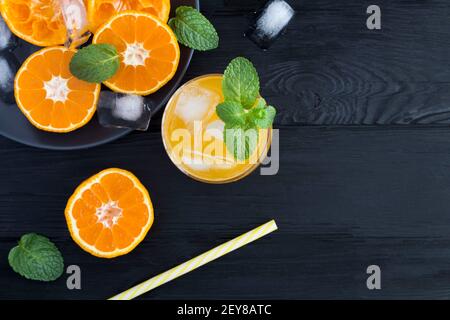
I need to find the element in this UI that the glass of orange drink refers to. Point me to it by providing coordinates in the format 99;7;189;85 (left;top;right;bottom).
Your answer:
162;74;273;184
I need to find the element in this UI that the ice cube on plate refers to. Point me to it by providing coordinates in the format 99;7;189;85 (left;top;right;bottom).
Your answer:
57;0;91;48
0;52;20;104
245;0;295;49
97;91;152;131
0;15;17;52
174;85;219;123
113;95;146;121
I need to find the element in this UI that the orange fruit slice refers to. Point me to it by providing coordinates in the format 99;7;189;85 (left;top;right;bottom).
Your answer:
1;0;67;46
86;0;171;32
65;168;154;258
93;11;180;95
14;47;100;133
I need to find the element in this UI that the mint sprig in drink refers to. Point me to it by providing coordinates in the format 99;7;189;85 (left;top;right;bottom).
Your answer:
162;57;276;183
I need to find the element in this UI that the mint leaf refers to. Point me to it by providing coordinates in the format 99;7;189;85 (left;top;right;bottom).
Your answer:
216;101;246;127
8;233;64;282
224;124;259;161
222;57;260;109
254;97;267;109
251;105;277;129
168;6;219;51
70;44;119;83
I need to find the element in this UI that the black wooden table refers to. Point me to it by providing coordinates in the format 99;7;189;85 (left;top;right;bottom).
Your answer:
3;0;450;299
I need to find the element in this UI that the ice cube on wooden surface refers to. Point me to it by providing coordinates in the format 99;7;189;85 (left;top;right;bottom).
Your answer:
245;0;295;49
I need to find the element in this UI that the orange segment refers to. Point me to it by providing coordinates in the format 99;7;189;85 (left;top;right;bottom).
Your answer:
1;0;74;46
14;47;100;133
93;11;180;95
65;168;154;258
86;0;171;32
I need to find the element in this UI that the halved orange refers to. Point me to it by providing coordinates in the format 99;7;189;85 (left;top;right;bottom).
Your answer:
93;11;180;95
1;0;67;46
86;0;171;32
14;47;100;133
65;168;154;258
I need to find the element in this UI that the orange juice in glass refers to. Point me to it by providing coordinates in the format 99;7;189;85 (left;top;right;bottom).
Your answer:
162;74;272;184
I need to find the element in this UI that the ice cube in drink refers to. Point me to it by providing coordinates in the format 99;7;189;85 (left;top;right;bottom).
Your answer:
174;86;220;124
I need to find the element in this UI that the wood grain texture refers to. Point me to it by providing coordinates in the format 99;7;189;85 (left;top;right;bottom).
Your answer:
191;0;450;124
2;127;450;299
2;0;450;300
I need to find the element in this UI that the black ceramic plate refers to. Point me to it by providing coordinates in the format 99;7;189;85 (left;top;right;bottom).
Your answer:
0;0;198;150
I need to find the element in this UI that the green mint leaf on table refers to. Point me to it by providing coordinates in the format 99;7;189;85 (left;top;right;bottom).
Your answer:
224;124;259;161
168;6;219;51
222;57;260;109
216;101;246;127
70;44;119;83
8;233;64;282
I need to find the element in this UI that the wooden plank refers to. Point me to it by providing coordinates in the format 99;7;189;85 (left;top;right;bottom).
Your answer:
188;0;450;124
2;126;450;299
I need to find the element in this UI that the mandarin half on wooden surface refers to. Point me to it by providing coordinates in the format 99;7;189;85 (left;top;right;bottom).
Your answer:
65;168;154;258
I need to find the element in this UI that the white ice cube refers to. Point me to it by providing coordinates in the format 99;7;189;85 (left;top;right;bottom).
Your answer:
181;149;236;172
0;56;14;92
57;0;91;47
175;86;219;123
182;155;211;171
113;95;144;121
205;120;225;141
58;0;89;31
257;0;294;38
0;17;13;51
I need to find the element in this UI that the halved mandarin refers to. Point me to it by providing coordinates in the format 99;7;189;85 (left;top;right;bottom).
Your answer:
86;0;171;32
0;0;67;46
14;47;100;133
92;11;180;95
65;168;154;258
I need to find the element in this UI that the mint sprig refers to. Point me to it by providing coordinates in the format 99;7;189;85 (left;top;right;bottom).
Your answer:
216;57;277;161
168;6;219;51
70;44;120;83
223;57;260;109
8;233;64;282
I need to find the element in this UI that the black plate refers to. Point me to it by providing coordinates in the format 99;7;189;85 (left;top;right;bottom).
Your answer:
0;0;198;150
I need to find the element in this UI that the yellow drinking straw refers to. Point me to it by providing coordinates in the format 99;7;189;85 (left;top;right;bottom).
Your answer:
109;220;278;300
